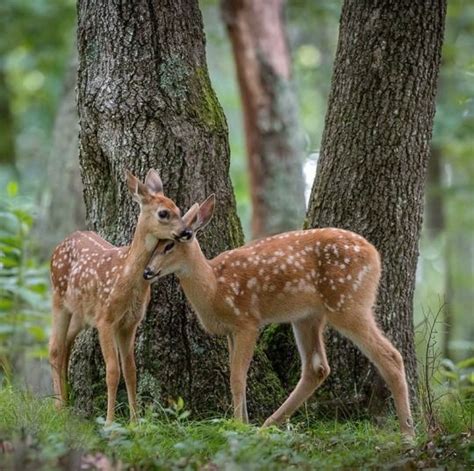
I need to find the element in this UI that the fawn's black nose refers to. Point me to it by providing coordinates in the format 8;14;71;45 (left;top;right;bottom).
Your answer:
143;268;156;280
178;229;193;241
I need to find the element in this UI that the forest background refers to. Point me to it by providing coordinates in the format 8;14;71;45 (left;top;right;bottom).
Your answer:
0;0;472;469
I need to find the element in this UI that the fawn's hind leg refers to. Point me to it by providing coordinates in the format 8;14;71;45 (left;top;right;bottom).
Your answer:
330;310;414;437
49;294;72;408
62;315;84;393
263;315;329;426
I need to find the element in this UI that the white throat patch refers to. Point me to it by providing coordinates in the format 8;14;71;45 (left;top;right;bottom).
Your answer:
145;234;158;251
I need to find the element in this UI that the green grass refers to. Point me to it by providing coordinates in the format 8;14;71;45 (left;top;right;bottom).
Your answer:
0;386;472;470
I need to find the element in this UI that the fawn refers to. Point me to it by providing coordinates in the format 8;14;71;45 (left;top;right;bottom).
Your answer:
49;169;192;425
144;195;414;437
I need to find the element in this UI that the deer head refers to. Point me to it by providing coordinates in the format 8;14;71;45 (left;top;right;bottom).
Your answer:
126;169;193;242
143;194;215;280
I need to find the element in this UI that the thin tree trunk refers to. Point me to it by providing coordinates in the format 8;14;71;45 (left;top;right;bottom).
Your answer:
221;0;305;390
69;0;284;420
426;147;445;239
443;237;454;359
38;49;86;255
426;147;452;359
222;0;305;239
306;0;446;416
0;67;18;180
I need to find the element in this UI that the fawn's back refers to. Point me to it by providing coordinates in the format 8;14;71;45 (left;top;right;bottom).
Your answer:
50;231;142;326
209;228;381;327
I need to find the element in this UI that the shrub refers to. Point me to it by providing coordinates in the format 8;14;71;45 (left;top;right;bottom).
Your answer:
0;182;50;382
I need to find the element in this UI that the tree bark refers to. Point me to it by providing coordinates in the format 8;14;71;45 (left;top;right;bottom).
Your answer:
69;0;283;420
306;0;446;416
221;0;305;239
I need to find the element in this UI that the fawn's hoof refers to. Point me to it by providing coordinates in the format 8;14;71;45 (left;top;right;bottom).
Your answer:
262;416;278;428
401;430;416;449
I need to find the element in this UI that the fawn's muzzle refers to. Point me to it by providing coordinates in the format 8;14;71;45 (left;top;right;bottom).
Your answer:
143;268;158;280
177;228;193;241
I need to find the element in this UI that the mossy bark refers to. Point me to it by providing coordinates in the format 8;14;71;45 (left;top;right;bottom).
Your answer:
70;0;284;420
306;0;446;416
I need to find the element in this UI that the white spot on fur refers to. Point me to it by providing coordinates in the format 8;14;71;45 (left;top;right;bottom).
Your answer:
251;293;258;308
312;353;321;371
247;277;257;289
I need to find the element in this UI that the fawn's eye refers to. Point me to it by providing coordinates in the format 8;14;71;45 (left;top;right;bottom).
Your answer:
158;209;170;220
164;241;175;253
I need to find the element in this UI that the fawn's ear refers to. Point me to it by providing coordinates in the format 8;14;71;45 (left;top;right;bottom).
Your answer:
126;170;150;204
182;195;215;233
144;169;163;195
195;194;215;232
183;203;200;228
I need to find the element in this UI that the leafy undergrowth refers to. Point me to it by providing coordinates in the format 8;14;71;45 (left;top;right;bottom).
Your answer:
0;387;472;470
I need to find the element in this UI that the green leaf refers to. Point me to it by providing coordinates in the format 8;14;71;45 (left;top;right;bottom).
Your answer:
6;181;18;198
440;370;458;380
456;357;474;370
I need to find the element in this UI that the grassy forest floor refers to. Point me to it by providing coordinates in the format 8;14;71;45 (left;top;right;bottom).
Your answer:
0;387;472;470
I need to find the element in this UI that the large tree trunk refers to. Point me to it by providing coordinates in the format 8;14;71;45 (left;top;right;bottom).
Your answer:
221;0;305;239
69;0;283;420
306;0;446;416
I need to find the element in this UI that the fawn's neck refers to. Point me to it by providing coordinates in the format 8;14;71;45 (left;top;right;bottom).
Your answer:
178;241;218;318
124;214;158;281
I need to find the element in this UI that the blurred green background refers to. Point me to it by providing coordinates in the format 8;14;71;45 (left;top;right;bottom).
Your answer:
0;0;472;391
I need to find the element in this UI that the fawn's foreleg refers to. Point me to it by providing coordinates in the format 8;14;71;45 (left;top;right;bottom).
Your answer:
98;321;120;425
116;325;139;422
229;329;258;423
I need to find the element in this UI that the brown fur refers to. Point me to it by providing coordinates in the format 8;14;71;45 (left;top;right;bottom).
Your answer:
49;170;188;425
146;196;414;436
